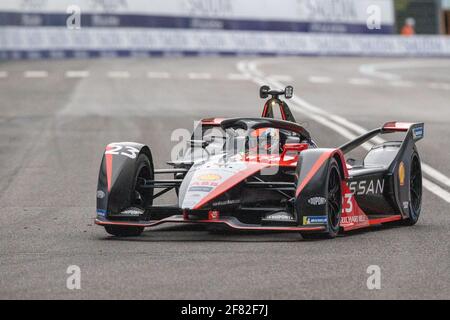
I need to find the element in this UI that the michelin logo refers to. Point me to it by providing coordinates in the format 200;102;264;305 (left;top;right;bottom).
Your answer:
303;216;327;225
96;209;106;217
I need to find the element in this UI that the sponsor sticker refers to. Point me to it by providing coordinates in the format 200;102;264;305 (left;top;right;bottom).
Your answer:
188;186;213;193
303;216;327;225
348;178;385;195
191;181;219;187
412;126;424;139
308;196;327;206
266;213;295;221
197;174;221;181
212;199;240;207
120;208;143;216
399;162;405;186
340;215;368;224
96;209;106;217
208;210;220;220
190;194;202;198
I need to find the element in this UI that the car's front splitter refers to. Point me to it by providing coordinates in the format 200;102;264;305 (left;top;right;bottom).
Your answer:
95;215;326;232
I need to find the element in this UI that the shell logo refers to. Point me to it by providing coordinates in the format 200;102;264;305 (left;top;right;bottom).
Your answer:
198;174;222;181
399;162;405;186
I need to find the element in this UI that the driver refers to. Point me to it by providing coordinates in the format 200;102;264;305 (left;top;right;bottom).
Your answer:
251;128;281;155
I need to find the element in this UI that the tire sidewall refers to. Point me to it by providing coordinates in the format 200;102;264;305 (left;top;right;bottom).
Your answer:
130;153;154;209
408;151;422;224
325;158;342;237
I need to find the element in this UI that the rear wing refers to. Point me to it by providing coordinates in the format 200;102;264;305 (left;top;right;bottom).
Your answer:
339;122;424;154
382;122;424;141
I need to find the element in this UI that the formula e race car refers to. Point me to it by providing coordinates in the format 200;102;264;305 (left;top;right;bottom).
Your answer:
95;85;424;239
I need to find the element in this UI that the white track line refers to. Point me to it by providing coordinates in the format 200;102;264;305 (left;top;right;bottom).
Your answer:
308;76;333;84
360;61;450;91
348;78;374;86
147;71;170;79
0;71;8;78
423;179;450;202
359;63;401;81
65;70;90;78
428;82;450;91
360;61;450;81
238;60;450;203
107;71;130;79
268;74;293;82
388;80;415;88
188;73;212;80
227;73;250;80
24;71;48;78
421;163;450;188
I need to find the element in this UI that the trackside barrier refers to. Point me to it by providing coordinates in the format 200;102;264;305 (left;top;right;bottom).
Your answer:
2;29;450;59
1;0;450;59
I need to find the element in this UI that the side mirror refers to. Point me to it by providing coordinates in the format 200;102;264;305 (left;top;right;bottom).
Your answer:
260;85;270;99
285;86;293;99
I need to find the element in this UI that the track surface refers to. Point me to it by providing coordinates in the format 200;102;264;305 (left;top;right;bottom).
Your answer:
0;57;449;299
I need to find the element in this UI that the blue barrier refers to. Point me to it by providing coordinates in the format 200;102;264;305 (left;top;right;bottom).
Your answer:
2;31;450;60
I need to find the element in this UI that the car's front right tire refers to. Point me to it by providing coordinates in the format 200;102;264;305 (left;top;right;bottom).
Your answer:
104;153;153;237
104;225;144;237
301;158;342;240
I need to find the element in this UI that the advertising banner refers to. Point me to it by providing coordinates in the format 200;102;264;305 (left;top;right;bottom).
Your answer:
2;0;450;59
0;0;395;33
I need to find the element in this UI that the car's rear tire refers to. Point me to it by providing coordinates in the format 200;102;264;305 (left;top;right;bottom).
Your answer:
301;158;342;240
401;152;422;226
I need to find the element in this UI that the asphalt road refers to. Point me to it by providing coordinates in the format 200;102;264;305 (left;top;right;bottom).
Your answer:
0;56;449;299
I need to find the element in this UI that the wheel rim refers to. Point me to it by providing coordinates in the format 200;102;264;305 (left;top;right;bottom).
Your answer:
410;156;422;214
327;167;342;228
133;165;151;208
